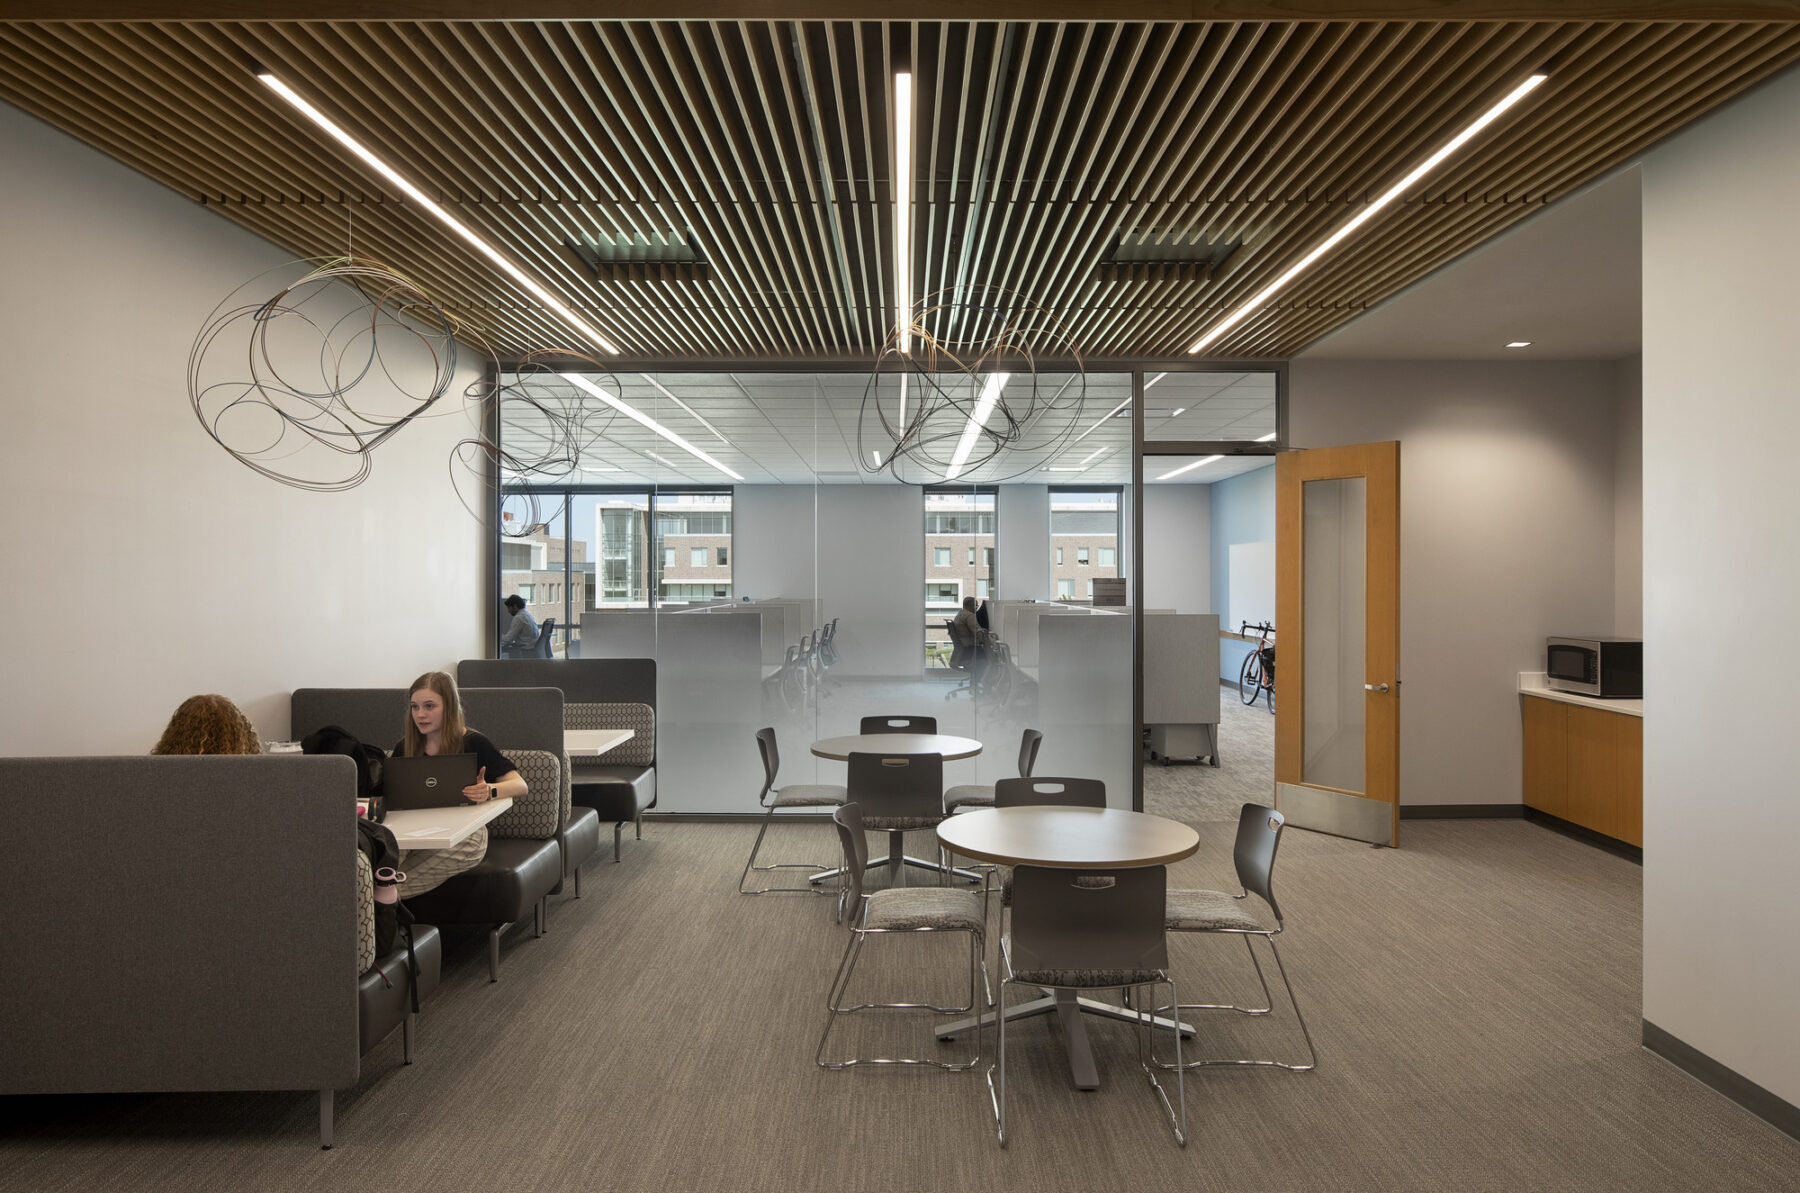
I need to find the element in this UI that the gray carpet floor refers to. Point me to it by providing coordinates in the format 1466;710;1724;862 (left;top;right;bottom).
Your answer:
5;767;1797;1190
1144;681;1278;824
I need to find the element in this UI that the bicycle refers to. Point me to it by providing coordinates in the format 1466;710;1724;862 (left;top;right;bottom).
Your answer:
1238;621;1276;714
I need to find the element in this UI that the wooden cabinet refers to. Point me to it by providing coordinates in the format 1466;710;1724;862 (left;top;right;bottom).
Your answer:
1521;694;1642;847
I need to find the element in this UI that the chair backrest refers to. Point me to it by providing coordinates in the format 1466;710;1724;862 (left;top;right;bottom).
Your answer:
754;726;779;799
1017;728;1044;777
846;752;943;821
859;714;938;734
994;776;1105;808
831;803;869;917
1009;865;1168;977
535;618;557;658
1233;803;1287;924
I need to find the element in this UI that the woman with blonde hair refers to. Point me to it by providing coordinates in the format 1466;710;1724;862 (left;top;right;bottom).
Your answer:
151;693;262;756
392;671;528;895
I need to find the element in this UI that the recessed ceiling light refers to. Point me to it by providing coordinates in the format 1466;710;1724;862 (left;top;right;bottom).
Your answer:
255;70;621;356
1187;73;1548;355
893;72;913;353
1506;340;1533;348
945;373;1009;480
1156;455;1223;481
1169;407;1186;417
1047;467;1087;472
560;373;745;481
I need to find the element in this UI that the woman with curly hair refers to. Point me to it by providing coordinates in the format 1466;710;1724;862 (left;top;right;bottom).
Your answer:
151;693;262;756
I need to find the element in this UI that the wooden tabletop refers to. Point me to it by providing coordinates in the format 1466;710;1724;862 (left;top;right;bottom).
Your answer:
810;733;984;761
383;797;514;851
935;806;1200;869
565;728;635;757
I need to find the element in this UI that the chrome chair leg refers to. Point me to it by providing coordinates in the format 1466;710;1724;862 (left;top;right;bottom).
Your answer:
739;805;833;895
1157;934;1317;1072
817;923;987;1070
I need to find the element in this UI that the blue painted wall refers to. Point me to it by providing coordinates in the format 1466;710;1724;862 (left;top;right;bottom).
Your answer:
1208;463;1277;683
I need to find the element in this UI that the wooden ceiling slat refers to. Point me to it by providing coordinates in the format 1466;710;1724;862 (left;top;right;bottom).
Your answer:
8;17;1800;361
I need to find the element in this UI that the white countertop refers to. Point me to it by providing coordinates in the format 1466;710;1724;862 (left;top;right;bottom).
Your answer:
1519;673;1643;718
383;796;515;851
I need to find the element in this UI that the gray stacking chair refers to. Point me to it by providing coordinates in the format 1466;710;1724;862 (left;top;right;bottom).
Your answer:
991;865;1185;1148
816;803;990;1071
944;728;1044;812
738;727;846;895
845;751;952;885
987;776;1108;906
532;617;557;658
859;714;938;734
1156;802;1317;1072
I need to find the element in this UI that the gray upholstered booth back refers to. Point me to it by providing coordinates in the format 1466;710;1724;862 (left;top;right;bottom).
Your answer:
0;755;359;1095
291;687;566;758
458;659;656;711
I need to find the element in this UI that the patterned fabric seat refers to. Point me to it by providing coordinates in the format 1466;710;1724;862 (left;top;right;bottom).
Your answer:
1165;888;1266;933
943;783;996;811
1001;937;1169;990
772;783;846;808
861;813;945;832
865;887;986;933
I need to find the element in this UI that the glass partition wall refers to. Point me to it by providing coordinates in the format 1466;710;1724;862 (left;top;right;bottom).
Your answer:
497;368;1139;813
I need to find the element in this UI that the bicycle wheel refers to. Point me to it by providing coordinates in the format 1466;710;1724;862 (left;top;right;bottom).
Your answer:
1239;650;1263;705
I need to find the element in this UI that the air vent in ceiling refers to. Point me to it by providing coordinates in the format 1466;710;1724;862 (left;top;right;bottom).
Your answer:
1096;228;1241;284
566;230;711;283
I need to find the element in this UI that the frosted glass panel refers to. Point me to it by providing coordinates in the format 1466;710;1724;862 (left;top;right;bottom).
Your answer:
1302;477;1366;793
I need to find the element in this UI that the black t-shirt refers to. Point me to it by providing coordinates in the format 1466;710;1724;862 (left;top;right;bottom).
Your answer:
393;729;518;785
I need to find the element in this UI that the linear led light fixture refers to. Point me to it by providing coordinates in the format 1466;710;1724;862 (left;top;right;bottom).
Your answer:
1144;372;1167;389
1079;447;1109;465
639;374;729;444
1156;455;1223;481
1256;431;1278;443
559;372;745;481
1046;467;1087;473
893;72;914;353
945;373;1009;480
255;70;621;356
1068;394;1133;450
1188;73;1548;355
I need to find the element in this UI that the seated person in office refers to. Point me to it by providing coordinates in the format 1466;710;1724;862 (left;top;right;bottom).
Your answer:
500;594;539;658
151;693;263;756
393;671;528;896
950;596;982;669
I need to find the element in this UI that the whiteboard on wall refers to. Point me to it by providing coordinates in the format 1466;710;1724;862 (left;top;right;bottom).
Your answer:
1228;540;1276;634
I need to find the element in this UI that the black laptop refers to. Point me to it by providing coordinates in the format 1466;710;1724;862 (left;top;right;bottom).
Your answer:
383;753;480;810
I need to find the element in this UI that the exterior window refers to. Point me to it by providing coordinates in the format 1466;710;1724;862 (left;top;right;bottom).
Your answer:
1087;578;1095;598
1098;547;1114;568
691;547;708;567
1078;547;1090;565
927;583;960;605
1056;579;1074;600
977;579;989;599
968;547;976;565
984;547;994;569
1056;547;1064;566
517;584;534;602
717;547;728;566
663;547;676;567
935;547;951;567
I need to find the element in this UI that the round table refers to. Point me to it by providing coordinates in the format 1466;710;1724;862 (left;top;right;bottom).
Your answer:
934;806;1199;870
935;805;1200;1091
809;732;984;761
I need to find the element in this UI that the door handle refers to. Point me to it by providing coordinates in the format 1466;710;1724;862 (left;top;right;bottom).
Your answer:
1364;683;1389;693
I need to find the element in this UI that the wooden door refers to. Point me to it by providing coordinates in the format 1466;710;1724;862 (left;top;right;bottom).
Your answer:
1274;442;1401;846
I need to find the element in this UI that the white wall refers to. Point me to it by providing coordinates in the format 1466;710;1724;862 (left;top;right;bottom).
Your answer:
1143;484;1211;613
732;484;818;600
0;103;484;752
1613;354;1644;637
1641;66;1800;1107
1287;358;1622;807
1210;463;1277;682
997;483;1051;601
815;485;923;677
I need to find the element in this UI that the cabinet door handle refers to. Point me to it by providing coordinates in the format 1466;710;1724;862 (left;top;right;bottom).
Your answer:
1364;683;1389;693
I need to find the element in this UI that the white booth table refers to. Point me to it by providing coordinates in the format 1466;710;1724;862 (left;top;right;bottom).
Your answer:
382;797;514;851
565;728;635;757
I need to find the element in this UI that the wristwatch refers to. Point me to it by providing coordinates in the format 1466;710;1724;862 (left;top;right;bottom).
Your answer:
489;783;499;801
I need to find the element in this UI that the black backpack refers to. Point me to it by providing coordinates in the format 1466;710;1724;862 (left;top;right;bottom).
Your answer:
301;724;387;817
355;817;420;1012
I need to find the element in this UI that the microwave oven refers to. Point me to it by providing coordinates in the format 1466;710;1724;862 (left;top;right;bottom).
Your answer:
1546;637;1643;699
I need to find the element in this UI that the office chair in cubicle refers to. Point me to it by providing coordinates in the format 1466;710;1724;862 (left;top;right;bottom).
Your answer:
533;618;557;659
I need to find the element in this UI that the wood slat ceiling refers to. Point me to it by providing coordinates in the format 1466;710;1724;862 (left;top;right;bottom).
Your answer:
4;18;1797;362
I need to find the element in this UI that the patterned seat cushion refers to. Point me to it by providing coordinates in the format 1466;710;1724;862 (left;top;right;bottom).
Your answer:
355;849;377;975
862;814;945;831
489;748;565;840
772;783;846;808
865;887;985;933
565;702;655;766
1166;888;1266;933
1002;935;1164;988
943;783;995;811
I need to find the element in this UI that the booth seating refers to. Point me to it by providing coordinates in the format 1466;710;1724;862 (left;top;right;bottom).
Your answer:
291;686;578;979
0;755;441;1149
458;659;657;863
